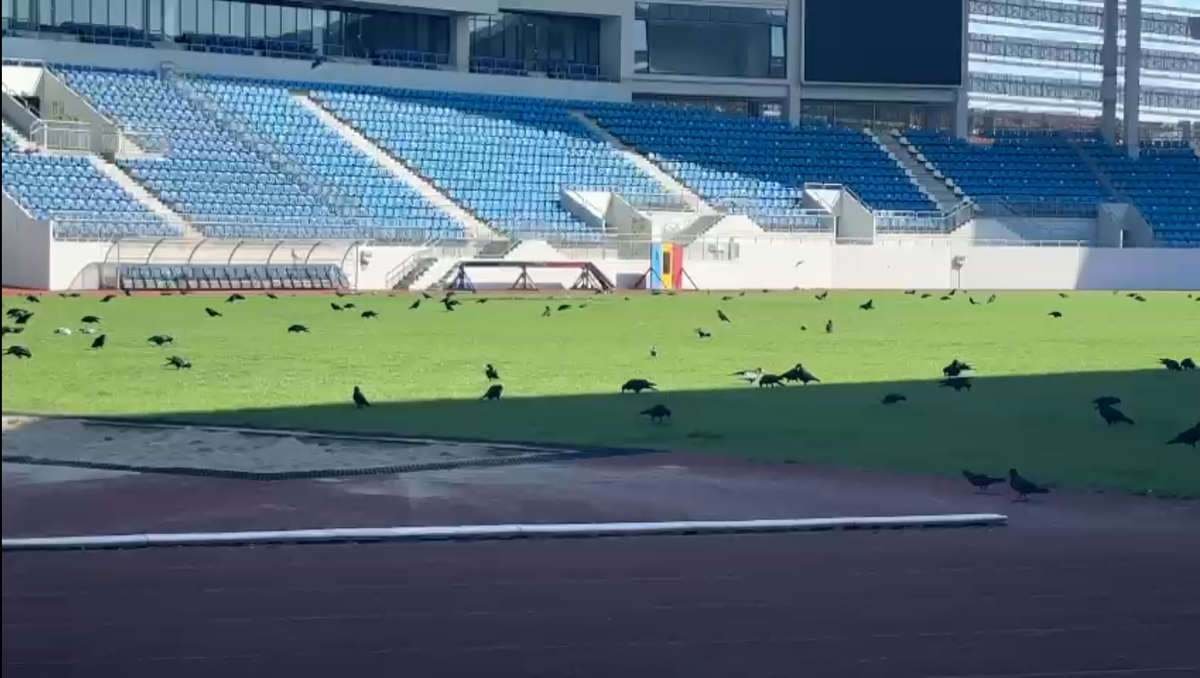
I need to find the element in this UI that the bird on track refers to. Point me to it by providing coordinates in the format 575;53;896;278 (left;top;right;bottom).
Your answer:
409;299;421;310
640;404;672;423
331;302;344;311
4;345;32;359
1167;422;1200;448
1182;358;1196;371
1159;358;1182;372
287;324;309;333
226;293;245;303
361;310;378;319
1096;403;1134;426
101;294;117;303
695;328;712;339
90;334;107;350
352;386;370;409
205;307;222;318
165;355;191;370
717;309;731;323
485;363;500;381
148;334;174;346
80;315;101;324
621;378;657;394
1009;468;1050;501
1048;311;1063;318
1092;396;1122;408
962;470;1005;493
482;384;503;400
859;299;874;311
939;377;973;392
881;393;907;405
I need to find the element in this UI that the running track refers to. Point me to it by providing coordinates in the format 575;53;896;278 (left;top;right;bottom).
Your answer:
5;527;1199;678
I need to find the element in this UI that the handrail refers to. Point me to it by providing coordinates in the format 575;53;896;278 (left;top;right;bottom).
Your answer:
383;238;440;288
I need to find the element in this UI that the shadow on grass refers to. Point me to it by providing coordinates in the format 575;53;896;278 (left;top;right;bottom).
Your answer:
9;369;1197;497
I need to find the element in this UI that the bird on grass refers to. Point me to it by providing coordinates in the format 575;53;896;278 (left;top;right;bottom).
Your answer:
1167;423;1200;448
942;360;973;377
1096;403;1134;426
557;304;572;311
717;309;731;323
24;295;39;303
641;404;671;423
939;377;973;392
921;293;933;299
442;298;459;312
695;328;712;339
14;312;33;325
650;346;658;358
55;327;72;335
940;295;952;301
962;470;1005;493
542;306;552;317
485;363;500;381
948;289;957;297
969;297;980;306
331;302;344;311
422;292;433;300
476;298;489;304
344;303;357;310
1182;358;1196;371
482;384;503;400
904;290;916;296
148;334;174;346
6;308;30;319
1093;396;1122;408
758;374;784;388
165;355;191;370
287;324;310;334
4;345;32;359
621;378;657;394
1048;311;1063;318
266;293;279;300
1058;292;1069;299
881;393;907;405
731;367;764;383
859;299;874;311
815;291;828;301
783;364;820;385
409;299;421;310
1009;469;1050;501
1132;294;1147;303
226;293;245;303
352;386;370;409
987;294;997;304
361;310;378;319
90;334;107;350
825;319;833;334
2;326;24;335
79;327;97;335
101;294;117;303
205;307;222;318
721;295;734;301
81;315;101;324
1159;358;1183;372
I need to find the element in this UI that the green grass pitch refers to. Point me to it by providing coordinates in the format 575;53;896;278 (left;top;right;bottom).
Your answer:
3;290;1198;496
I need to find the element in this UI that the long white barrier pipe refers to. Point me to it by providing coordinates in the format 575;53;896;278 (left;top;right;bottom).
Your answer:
2;514;1007;551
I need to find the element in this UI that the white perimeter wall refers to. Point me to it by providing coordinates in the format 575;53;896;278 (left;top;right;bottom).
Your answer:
2;195;52;290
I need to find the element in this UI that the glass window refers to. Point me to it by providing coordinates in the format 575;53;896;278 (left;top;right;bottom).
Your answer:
212;0;226;34
248;0;262;37
324;9;339;46
149;0;161;33
637;4;785;79
196;0;210;33
279;3;292;37
296;6;308;36
90;0;106;25
264;1;277;38
111;0;125;27
229;1;243;37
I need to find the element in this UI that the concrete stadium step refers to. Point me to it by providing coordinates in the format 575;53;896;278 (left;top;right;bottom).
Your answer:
297;93;500;241
569;111;714;213
1;119;34;151
412;258;461;291
88;156;198;238
872;130;960;211
393;256;439;290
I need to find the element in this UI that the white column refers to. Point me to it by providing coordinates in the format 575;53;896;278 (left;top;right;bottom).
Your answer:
452;15;471;72
788;0;803;124
1100;0;1118;144
1123;0;1142;159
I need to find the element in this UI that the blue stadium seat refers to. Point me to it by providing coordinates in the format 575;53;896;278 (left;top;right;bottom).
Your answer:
116;263;346;290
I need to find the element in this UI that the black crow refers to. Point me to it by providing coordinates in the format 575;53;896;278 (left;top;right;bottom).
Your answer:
226;293;245;303
1133;295;1147;302
942;360;973;377
1009;468;1049;501
1182;358;1196;371
4;345;32;359
557;304;571;311
352;385;370;409
921;293;932;299
904;290;916;295
344;303;357;309
331;302;343;311
881;393;907;405
641;404;671;423
336;291;349;298
948;289;957;296
25;295;39;303
695;328;712;338
1048;311;1063;318
1058;292;1069;299
1096;403;1134;426
90;334;106;349
266;293;279;300
717;309;731;323
422;292;432;299
542;306;551;317
287;324;309;333
939;377;973;392
205;307;222;318
441;298;458;312
482;384;503;400
80;315;101;324
738;291;746;297
409;299;421;310
859;299;874;311
969;297;980;305
361;310;378;319
758;374;784;387
815;291;828;301
123;289;132;297
476;298;489;304
621;378;657;394
5;308;29;319
1093;396;1122;408
14;312;33;325
650;346;658;358
165;355;191;370
940;295;952;301
987;294;997;304
147;334;174;346
1159;358;1182;372
485;363;500;381
825;319;833;334
2;326;24;335
800;325;807;331
962;470;1005;492
101;294;117;302
783;364;820;385
721;295;734;301
1167;422;1200;448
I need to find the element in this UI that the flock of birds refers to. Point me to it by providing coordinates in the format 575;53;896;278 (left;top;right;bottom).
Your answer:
3;288;1199;488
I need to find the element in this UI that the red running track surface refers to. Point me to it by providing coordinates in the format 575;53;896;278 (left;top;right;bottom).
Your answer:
5;528;1199;678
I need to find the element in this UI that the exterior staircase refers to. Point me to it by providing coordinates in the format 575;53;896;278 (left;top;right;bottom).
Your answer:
299;92;501;241
391;256;440;290
1;120;34;150
873;129;960;211
89;156;198;237
672;212;725;247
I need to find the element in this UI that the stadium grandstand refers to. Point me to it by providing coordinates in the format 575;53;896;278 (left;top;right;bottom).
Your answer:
2;0;1198;293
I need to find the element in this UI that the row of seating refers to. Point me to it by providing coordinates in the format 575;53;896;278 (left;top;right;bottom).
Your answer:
1079;138;1200;245
116;264;347;290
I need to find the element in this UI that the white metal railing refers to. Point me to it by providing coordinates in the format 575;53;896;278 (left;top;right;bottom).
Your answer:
383;238;441;288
